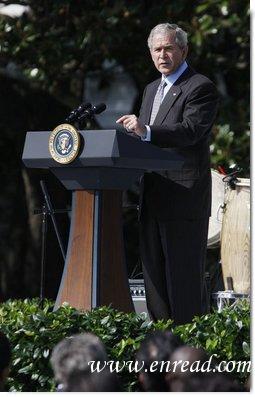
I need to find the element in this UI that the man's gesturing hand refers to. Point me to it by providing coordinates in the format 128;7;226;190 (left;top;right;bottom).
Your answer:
116;114;146;138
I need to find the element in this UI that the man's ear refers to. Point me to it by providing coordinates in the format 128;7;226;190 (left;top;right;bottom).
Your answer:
182;45;188;60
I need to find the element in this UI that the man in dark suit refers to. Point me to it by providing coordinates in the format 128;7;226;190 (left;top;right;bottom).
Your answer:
116;23;219;325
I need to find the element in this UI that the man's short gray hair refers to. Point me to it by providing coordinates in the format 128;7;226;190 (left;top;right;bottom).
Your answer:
50;333;108;385
148;23;188;50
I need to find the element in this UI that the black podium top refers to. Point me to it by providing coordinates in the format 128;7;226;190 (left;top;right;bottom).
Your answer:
22;130;184;190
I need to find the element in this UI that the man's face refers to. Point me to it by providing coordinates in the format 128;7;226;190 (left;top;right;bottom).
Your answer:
150;31;188;76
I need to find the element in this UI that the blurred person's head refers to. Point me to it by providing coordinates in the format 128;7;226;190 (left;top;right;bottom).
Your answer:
63;367;120;392
0;331;11;391
166;345;209;390
136;330;183;391
170;345;208;367
50;332;120;392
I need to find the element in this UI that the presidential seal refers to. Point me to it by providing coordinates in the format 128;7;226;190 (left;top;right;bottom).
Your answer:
49;124;80;164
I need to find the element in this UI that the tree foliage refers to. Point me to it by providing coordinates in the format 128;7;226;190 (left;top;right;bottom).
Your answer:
0;2;249;99
0;0;250;171
0;0;250;299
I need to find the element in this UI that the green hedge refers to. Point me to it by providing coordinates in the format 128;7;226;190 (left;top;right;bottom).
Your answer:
0;299;250;391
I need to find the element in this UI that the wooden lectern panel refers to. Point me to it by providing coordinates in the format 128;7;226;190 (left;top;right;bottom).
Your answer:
100;190;133;312
54;190;133;312
56;191;94;309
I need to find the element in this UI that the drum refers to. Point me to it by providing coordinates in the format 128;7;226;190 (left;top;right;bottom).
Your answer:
220;178;250;294
207;170;225;248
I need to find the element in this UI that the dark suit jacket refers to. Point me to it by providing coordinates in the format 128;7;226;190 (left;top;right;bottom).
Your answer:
138;66;219;220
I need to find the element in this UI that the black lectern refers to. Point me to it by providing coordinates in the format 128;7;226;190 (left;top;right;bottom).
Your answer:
22;130;184;312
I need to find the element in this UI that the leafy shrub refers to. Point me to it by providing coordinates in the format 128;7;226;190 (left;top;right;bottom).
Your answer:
210;123;250;174
0;299;250;391
174;300;250;382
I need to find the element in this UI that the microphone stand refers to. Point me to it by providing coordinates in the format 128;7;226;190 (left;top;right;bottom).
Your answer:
34;180;69;307
77;104;106;129
222;167;243;190
78;115;94;130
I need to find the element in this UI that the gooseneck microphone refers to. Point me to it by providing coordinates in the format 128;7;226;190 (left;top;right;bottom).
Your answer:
65;102;106;128
65;102;92;123
77;103;106;123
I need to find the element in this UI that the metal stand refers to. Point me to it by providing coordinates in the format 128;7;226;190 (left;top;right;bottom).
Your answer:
212;290;249;312
34;180;69;306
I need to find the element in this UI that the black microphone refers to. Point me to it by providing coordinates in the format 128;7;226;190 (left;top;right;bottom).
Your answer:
93;103;107;115
77;103;106;122
65;102;92;123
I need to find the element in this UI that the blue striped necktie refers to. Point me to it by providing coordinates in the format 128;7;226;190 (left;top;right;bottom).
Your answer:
149;79;167;124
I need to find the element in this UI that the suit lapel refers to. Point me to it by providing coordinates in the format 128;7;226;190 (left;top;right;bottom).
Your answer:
153;85;182;125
